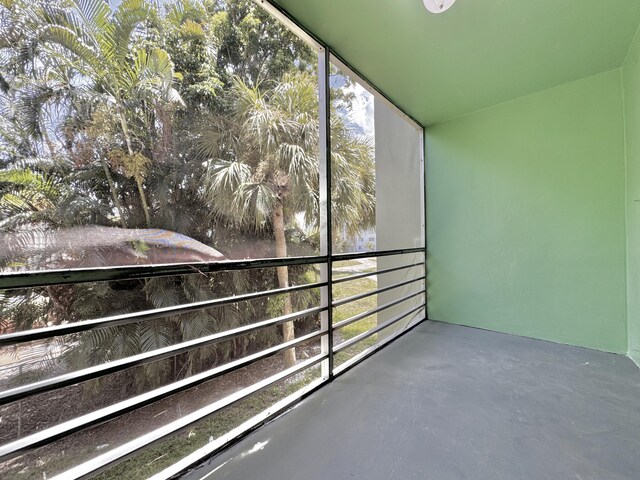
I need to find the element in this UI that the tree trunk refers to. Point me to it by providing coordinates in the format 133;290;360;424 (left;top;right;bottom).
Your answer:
119;109;151;227
42;128;56;158
273;202;296;367
331;223;340;252
101;160;127;228
135;176;152;227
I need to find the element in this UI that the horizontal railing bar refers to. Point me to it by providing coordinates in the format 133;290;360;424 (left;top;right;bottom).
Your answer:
149;375;327;480
0;248;425;291
0;307;325;406
333;315;426;377
332;261;423;285
331;247;424;263
0;331;325;461
334;303;425;354
49;353;326;480
332;275;425;308
0;256;327;290
332;290;424;331
0;282;325;347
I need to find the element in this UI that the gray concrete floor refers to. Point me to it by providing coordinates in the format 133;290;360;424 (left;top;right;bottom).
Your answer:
184;321;640;480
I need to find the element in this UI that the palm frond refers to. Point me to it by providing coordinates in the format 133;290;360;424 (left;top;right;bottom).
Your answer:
111;0;152;61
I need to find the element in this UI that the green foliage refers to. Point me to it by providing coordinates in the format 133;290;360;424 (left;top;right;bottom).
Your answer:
0;0;376;476
0;0;306;385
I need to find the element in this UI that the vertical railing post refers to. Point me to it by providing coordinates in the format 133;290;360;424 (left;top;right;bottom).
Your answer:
318;46;334;379
420;127;428;320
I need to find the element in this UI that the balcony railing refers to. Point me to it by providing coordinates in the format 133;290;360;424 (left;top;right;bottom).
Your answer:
0;0;426;476
0;248;425;479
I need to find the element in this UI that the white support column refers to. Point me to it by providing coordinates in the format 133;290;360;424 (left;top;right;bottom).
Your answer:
318;46;333;379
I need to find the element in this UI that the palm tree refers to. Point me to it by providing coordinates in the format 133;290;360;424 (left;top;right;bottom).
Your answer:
15;0;185;227
1;0;364;392
0;0;206;391
202;72;375;366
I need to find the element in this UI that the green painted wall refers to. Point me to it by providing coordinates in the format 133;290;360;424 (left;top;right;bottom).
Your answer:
623;26;640;366
426;69;628;354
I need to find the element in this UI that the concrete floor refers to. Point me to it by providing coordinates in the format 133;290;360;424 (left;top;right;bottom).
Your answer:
185;321;640;480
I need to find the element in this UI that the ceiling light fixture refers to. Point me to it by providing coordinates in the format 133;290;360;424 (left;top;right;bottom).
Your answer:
423;0;456;14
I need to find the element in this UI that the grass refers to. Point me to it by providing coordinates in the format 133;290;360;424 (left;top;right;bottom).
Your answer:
332;276;379;367
16;393;251;480
95;371;319;480
14;369;320;480
333;259;363;268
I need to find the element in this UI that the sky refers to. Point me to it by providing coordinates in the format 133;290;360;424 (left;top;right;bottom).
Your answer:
330;71;375;137
343;81;375;137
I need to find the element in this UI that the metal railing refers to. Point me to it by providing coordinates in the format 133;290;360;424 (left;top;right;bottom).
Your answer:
0;248;425;479
0;0;428;475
